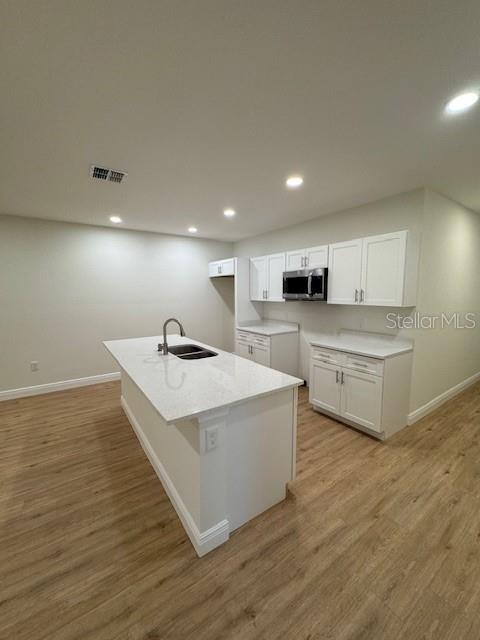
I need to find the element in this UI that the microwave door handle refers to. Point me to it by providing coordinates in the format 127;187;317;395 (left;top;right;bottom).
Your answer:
308;273;313;296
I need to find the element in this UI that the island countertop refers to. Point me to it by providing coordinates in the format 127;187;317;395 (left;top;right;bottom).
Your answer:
104;335;303;424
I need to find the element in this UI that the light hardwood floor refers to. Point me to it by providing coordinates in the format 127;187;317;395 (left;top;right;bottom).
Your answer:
1;381;480;639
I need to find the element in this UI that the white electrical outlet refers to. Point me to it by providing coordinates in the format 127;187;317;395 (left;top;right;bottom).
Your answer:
205;427;218;452
30;361;39;372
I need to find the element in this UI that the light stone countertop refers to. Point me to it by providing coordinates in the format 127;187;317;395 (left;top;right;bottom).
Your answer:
104;335;303;424
236;320;299;336
310;330;413;359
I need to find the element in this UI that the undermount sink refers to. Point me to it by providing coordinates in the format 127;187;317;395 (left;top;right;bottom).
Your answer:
168;344;218;360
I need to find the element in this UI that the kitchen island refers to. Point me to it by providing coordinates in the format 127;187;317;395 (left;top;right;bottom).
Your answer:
104;335;303;556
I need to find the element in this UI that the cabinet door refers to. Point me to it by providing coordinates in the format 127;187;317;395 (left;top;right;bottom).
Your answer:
266;253;286;302
250;256;267;301
309;361;341;415
236;341;253;360
361;231;407;306
208;261;219;277
340;369;383;432
220;258;235;276
305;245;328;269
327;239;362;305
253;345;270;367
285;249;305;271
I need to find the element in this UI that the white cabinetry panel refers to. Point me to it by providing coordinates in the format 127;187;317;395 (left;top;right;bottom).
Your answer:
250;256;267;301
361;231;407;306
309;361;341;414
340;369;383;432
327;239;362;305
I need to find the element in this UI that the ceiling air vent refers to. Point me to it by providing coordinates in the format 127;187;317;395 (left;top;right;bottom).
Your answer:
90;165;128;184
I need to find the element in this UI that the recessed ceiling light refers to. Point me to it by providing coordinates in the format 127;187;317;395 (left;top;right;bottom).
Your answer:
286;175;304;189
188;226;198;233
445;91;479;114
109;216;122;224
224;208;236;218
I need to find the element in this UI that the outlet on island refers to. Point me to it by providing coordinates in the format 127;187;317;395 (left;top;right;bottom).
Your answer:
205;427;218;452
30;361;39;372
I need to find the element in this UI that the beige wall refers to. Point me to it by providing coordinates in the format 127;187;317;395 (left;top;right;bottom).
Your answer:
409;190;480;410
0;215;233;392
234;188;480;414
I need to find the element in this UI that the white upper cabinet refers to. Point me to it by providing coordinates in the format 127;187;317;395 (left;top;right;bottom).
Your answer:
328;231;410;307
249;253;285;302
361;231;407;306
250;256;267;301
305;245;329;269
285;249;305;271
266;253;286;302
208;258;235;278
286;245;328;271
327;239;363;304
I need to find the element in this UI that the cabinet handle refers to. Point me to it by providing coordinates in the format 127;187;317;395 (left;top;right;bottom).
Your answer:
354;289;359;302
336;370;339;383
341;371;344;384
305;256;308;267
360;289;364;303
352;362;368;368
300;256;304;268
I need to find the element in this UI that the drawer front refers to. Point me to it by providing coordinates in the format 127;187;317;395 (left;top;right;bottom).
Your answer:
236;331;251;344
236;331;271;348
311;346;345;366
344;353;384;377
251;334;270;347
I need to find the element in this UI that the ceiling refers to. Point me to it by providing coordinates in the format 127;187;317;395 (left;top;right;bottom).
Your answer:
1;0;480;241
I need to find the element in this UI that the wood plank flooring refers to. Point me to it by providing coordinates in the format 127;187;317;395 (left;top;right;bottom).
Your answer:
1;380;480;639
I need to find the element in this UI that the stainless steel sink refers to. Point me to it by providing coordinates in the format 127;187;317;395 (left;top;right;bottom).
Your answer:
168;344;217;360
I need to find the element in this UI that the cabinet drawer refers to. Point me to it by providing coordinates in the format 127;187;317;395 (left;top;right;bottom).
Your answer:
344;353;384;377
251;334;270;347
236;330;270;347
311;346;345;365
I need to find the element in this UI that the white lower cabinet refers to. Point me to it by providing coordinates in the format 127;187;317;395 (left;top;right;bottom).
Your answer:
309;345;412;439
340;368;383;432
236;330;299;377
310;361;341;414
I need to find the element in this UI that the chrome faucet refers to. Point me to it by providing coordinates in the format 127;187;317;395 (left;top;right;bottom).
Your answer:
158;318;186;355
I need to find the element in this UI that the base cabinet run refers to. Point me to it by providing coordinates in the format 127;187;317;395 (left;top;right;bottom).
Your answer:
309;345;412;439
236;330;299;377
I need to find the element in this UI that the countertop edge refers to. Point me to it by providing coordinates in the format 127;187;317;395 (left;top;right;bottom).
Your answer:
309;340;413;359
236;326;299;336
162;381;303;425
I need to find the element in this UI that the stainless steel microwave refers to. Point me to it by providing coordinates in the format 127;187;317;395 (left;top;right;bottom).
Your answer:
282;268;328;301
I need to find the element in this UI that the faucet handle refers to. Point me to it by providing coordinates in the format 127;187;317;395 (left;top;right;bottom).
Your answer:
157;343;165;352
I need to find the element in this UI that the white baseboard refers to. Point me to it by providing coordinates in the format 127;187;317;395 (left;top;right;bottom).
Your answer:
0;372;121;402
121;395;229;557
408;371;480;425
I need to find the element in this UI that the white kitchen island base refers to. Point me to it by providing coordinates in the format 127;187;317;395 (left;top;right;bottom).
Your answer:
120;371;298;556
